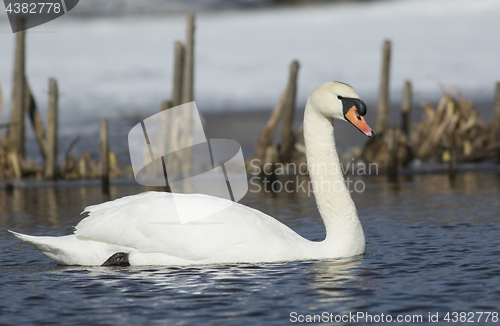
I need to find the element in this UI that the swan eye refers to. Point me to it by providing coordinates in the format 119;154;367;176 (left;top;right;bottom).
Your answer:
337;95;343;100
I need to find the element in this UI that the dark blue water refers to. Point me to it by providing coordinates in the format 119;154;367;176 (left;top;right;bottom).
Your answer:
1;173;500;325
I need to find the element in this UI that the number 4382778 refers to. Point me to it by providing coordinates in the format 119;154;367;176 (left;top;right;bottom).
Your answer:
5;3;62;14
444;312;498;323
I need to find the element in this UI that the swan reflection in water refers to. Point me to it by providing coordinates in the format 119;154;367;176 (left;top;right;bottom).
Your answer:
306;257;369;307
49;257;366;313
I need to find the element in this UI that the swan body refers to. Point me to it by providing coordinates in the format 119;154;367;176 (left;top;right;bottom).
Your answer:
12;193;327;266
11;82;375;266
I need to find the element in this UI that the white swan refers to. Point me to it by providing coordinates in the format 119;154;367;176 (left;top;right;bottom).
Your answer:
10;82;375;266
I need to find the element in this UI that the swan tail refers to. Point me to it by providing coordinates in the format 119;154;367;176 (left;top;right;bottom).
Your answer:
9;230;61;249
8;230;119;266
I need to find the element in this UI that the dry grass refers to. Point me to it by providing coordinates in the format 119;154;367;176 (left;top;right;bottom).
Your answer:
412;91;494;162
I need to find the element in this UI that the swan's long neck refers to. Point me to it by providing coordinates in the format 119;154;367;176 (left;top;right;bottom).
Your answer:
303;98;365;255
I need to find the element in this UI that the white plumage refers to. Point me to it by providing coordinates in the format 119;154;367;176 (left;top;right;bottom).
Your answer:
10;82;374;266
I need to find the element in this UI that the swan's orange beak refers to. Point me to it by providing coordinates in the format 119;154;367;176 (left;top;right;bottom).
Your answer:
339;97;375;138
345;106;375;138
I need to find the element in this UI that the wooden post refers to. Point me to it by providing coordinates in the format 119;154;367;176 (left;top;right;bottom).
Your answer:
182;13;195;104
401;80;412;138
376;39;391;134
8;152;22;180
100;119;109;194
279;60;300;163
492;82;500;162
254;90;286;167
8;23;26;159
45;78;58;179
180;13;195;175
160;100;173;193
172;41;185;107
25;77;48;159
385;128;399;183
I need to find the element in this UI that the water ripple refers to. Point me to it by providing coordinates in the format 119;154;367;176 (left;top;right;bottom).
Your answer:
1;173;500;325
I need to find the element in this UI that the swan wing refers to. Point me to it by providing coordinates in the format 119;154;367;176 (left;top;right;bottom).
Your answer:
74;192;307;264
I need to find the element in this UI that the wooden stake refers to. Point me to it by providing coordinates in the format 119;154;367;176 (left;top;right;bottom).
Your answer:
279;60;300;163
160;99;173;190
8;23;26;159
492;82;500;161
172;41;185;107
385;128;399;183
8;152;22;180
182;13;195;104
79;155;87;179
376;39;391;133
161;100;173;193
401;80;412;138
25;77;48;159
100;119;109;194
45;78;58;179
253;90;286;167
179;13;196;175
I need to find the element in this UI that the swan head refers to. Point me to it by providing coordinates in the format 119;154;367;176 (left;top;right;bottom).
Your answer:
310;81;375;138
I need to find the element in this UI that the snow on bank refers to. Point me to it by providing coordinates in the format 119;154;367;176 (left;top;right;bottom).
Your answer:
0;0;499;129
